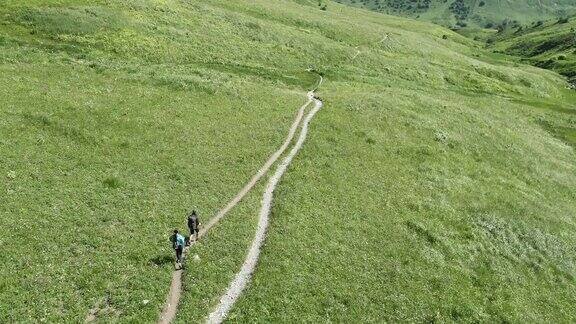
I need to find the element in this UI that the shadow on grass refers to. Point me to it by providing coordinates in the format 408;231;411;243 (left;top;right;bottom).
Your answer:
538;120;576;148
511;98;576;115
150;254;173;266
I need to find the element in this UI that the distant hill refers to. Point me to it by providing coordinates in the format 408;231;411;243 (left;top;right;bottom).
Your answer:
333;0;576;27
488;16;576;86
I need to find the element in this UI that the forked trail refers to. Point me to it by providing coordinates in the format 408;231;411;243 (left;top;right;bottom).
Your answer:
207;88;323;323
158;80;322;323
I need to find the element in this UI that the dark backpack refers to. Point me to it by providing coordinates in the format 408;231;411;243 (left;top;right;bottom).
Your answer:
188;216;198;229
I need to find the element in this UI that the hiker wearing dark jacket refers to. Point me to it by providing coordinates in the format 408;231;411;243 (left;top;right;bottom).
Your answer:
187;210;200;243
170;229;186;265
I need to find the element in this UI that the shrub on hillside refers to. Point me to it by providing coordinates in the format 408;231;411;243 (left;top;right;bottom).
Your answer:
535;59;556;69
103;176;122;189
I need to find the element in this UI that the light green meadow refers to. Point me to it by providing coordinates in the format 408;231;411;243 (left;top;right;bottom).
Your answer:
0;0;575;322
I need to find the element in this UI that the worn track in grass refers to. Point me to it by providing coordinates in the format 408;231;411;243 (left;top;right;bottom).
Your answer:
206;87;323;324
155;90;316;324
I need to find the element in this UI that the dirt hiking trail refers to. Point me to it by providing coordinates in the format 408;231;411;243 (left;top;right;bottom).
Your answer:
207;90;323;324
156;90;317;324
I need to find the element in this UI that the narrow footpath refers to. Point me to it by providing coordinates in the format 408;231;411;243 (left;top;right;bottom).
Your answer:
157;83;322;324
207;89;323;323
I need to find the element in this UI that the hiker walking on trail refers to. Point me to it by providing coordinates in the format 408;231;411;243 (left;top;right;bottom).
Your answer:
187;210;200;243
170;229;186;266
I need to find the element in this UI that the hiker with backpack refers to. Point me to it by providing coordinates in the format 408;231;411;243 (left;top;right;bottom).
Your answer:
187;210;200;244
170;229;186;267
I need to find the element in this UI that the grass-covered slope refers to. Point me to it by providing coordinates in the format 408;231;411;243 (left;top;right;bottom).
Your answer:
0;0;575;322
0;0;315;321
333;0;576;28
488;17;576;86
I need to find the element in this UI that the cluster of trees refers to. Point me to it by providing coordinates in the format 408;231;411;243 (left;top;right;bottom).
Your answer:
449;0;470;22
488;16;573;34
340;0;432;14
337;0;574;32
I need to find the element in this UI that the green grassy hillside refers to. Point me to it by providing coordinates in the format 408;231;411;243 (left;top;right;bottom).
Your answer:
1;0;575;322
333;0;576;28
487;16;576;86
